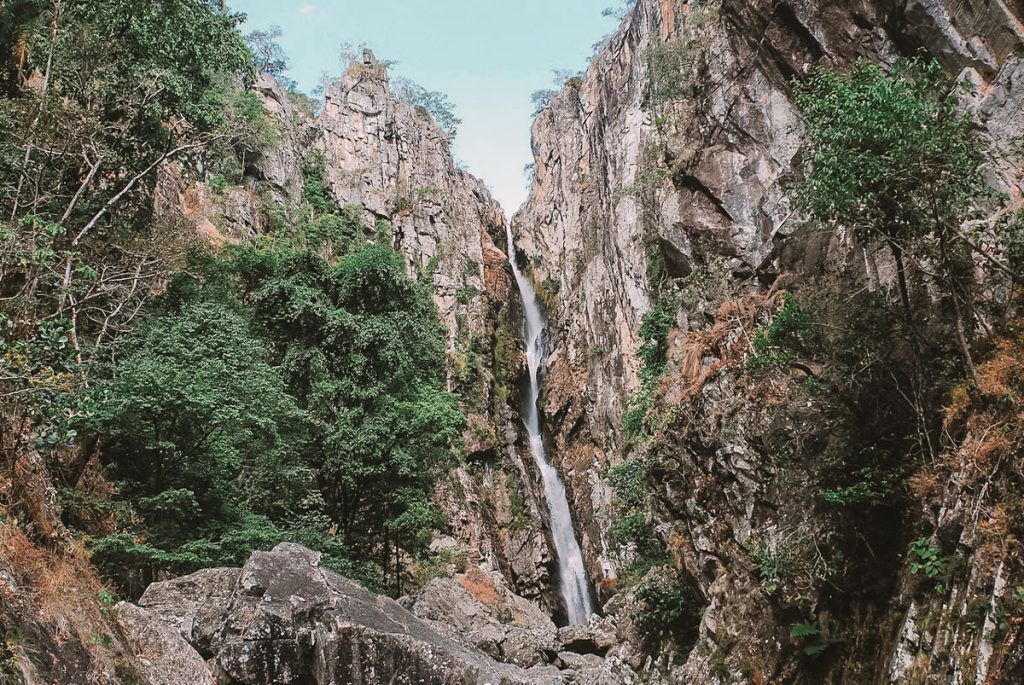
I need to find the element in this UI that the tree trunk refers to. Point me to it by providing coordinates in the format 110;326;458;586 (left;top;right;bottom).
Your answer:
939;233;978;383
889;240;914;331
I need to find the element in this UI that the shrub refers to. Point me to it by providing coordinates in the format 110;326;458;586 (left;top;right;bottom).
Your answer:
456;285;480;305
393;78;461;138
623;294;680;440
909;538;944;580
746;294;818;370
793;58;991;374
607;460;648;508
208;173;230;195
634;576;701;645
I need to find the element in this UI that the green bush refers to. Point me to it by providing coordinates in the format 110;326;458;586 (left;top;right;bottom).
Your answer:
909;537;945;591
794;59;981;252
208;173;230;195
634;576;701;644
792;57;997;378
456;285;480;305
746;294;818;370
606;459;666;583
623;294;679;440
607;459;648;508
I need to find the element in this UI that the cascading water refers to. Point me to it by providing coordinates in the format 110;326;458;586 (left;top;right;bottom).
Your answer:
506;224;596;626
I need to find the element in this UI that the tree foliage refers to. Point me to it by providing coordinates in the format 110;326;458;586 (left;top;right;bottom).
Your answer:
238;244;464;592
87;300;307;594
794;59;982;250
0;0;462;604
83;240;463;596
393;78;462;138
793;58;998;376
246;25;289;77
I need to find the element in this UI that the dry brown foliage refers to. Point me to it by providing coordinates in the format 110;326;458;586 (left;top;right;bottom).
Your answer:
0;520;116;653
940;334;1024;483
455;566;502;608
658;294;767;407
908;468;943;502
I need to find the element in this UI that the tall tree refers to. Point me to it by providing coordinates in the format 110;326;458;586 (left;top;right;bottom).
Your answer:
794;58;987;378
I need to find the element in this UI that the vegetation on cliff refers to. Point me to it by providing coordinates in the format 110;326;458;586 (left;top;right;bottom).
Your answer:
610;51;1024;676
1;0;464;614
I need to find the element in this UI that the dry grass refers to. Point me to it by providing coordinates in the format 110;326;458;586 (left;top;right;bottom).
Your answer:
940;333;1024;483
658;294;766;407
0;521;106;626
908;469;943;502
0;519;127;676
455;566;503;609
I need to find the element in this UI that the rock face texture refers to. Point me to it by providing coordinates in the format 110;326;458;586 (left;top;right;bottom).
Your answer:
116;603;214;685
402;570;560;667
512;0;1024;681
125;543;653;685
128;543;561;685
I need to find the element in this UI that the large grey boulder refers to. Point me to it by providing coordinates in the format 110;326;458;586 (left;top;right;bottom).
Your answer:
116;603;214;685
403;572;559;667
134;543;562;685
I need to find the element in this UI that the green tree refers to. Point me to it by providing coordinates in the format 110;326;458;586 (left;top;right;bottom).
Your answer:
0;0;256;392
393;77;461;138
224;243;465;594
245;25;289;77
794;58;984;376
88;300;308;594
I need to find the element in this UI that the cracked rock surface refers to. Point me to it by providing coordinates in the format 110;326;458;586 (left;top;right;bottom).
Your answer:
129;543;564;684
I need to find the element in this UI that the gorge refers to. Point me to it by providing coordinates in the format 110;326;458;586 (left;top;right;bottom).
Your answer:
1;0;1024;683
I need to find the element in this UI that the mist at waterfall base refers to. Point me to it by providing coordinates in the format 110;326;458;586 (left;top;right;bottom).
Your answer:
505;226;596;626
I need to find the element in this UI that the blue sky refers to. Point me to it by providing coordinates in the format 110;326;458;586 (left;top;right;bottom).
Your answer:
229;0;623;214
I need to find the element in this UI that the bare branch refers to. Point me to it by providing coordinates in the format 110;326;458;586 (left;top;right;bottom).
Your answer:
71;141;208;247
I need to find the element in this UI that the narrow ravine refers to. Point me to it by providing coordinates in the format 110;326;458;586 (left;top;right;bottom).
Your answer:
505;224;596;626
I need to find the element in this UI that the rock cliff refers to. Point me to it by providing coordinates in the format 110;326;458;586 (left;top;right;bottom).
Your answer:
512;0;1024;680
314;61;562;607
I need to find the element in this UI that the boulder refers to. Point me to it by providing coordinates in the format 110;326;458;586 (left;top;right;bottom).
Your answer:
116;603;214;685
134;543;563;684
557;620;617;656
403;572;559;667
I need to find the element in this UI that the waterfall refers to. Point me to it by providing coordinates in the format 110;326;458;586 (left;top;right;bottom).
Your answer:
505;224;596;626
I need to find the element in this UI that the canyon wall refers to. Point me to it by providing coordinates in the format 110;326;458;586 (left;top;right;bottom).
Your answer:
513;0;1024;680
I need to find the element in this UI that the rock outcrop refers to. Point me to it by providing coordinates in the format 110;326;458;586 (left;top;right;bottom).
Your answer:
403;570;559;667
122;543;657;685
116;603;214;685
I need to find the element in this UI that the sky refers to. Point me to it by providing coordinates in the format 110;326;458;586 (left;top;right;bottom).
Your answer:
229;0;623;215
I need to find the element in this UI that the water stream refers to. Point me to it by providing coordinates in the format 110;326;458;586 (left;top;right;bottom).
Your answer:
506;225;596;626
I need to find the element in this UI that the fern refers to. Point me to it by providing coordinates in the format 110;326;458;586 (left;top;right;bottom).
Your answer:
790;622;820;638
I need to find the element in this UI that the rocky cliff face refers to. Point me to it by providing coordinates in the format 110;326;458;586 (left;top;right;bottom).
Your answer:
314;61;563;607
513;0;1024;680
